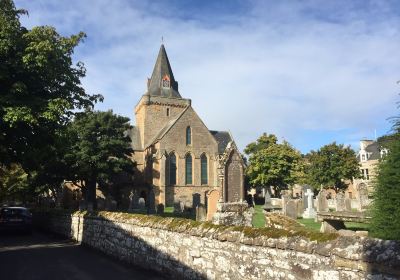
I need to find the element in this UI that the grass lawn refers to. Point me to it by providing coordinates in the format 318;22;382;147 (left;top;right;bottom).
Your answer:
297;218;370;232
297;218;321;232
252;204;266;228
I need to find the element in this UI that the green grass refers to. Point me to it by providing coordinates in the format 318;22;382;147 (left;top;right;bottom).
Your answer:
164;207;174;213
252;204;266;228
345;222;370;231
297;218;321;232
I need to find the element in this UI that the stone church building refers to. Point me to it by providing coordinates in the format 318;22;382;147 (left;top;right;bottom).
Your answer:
129;45;245;208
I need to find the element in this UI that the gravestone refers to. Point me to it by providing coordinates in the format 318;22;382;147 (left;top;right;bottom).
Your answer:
336;192;346;211
138;197;146;210
147;188;156;214
247;188;256;207
128;190;139;211
296;199;304;217
179;201;185;212
302;189;316;218
357;183;369;211
281;194;290;215
263;190;273;211
192;193;201;209
173;201;183;213
156;203;164;214
316;190;329;212
302;185;311;209
344;198;352;211
206;190;220;221
196;205;207;222
285;200;297;219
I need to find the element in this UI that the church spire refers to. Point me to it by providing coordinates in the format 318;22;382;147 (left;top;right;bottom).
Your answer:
147;44;181;98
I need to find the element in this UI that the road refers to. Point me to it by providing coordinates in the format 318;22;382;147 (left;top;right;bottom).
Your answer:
0;230;166;280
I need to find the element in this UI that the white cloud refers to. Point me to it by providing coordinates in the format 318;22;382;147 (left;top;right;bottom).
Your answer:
15;0;400;152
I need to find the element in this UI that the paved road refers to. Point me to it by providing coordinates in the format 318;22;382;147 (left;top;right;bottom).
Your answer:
0;230;166;280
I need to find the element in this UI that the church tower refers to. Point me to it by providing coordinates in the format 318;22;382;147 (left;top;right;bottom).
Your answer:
135;45;191;148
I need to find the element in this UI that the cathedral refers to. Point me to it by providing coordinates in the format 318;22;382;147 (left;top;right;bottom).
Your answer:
129;45;245;208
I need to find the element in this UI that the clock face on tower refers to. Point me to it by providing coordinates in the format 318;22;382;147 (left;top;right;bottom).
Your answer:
162;79;170;88
162;75;170;88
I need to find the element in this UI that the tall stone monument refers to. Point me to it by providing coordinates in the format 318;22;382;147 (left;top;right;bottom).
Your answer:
302;189;316;218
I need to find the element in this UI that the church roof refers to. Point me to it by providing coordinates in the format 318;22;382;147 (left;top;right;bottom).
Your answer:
147;44;181;98
209;130;233;154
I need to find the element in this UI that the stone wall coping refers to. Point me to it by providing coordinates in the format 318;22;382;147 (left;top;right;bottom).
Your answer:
36;210;400;269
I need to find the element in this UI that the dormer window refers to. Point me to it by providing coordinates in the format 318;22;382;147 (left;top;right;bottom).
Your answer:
162;75;170;88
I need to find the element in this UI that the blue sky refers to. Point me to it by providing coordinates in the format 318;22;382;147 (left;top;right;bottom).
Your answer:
15;0;400;153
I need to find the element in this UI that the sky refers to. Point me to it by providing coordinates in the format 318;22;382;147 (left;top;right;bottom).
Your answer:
14;0;400;154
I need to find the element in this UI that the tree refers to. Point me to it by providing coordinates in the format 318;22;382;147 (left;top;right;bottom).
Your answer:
305;142;360;192
370;100;400;240
65;110;134;209
245;133;304;195
0;0;101;166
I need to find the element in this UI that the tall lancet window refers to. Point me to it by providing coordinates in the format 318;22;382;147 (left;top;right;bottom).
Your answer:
201;154;208;185
168;153;177;185
185;154;193;185
186;126;191;145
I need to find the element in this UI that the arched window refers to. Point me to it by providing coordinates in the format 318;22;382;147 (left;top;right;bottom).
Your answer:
201;154;208;185
186;126;191;145
169;153;176;185
185;154;192;185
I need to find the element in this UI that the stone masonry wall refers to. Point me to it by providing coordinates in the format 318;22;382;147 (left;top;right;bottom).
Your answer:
35;211;400;280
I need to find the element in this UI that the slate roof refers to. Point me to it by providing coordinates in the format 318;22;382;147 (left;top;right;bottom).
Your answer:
147;44;181;98
365;142;380;160
209;130;232;154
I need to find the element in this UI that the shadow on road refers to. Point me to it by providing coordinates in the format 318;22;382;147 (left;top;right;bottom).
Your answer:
0;230;166;280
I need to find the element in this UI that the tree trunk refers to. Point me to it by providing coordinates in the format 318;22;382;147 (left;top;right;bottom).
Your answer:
86;177;97;210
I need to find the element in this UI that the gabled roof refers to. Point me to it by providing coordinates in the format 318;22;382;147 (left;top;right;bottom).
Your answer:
147;106;190;147
209;130;232;154
147;44;181;98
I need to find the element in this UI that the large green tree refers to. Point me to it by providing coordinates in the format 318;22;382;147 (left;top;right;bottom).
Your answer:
305;142;360;192
370;104;400;239
245;133;304;195
65;110;134;209
0;0;101;202
0;0;101;166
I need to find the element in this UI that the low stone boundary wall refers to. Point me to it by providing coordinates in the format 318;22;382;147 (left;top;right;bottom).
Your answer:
34;211;400;280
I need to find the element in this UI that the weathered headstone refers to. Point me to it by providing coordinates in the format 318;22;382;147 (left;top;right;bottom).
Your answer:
206;190;220;221
212;202;253;226
302;189;316;218
156;203;164;214
285;200;297;219
138;197;146;210
128;190;139;211
316;190;329;212
247;188;256;207
192;193;201;209
173;201;183;213
302;185;311;209
345;198;352;211
196;205;207;222
179;201;185;212
357;184;369;211
281;194;290;215
336;192;345;211
296;199;304;217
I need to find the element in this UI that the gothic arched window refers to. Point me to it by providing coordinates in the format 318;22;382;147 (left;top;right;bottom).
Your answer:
169;153;177;185
186;126;191;145
185;153;193;185
201;154;208;185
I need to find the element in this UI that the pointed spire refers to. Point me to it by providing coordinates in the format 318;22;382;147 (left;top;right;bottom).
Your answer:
147;44;181;98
